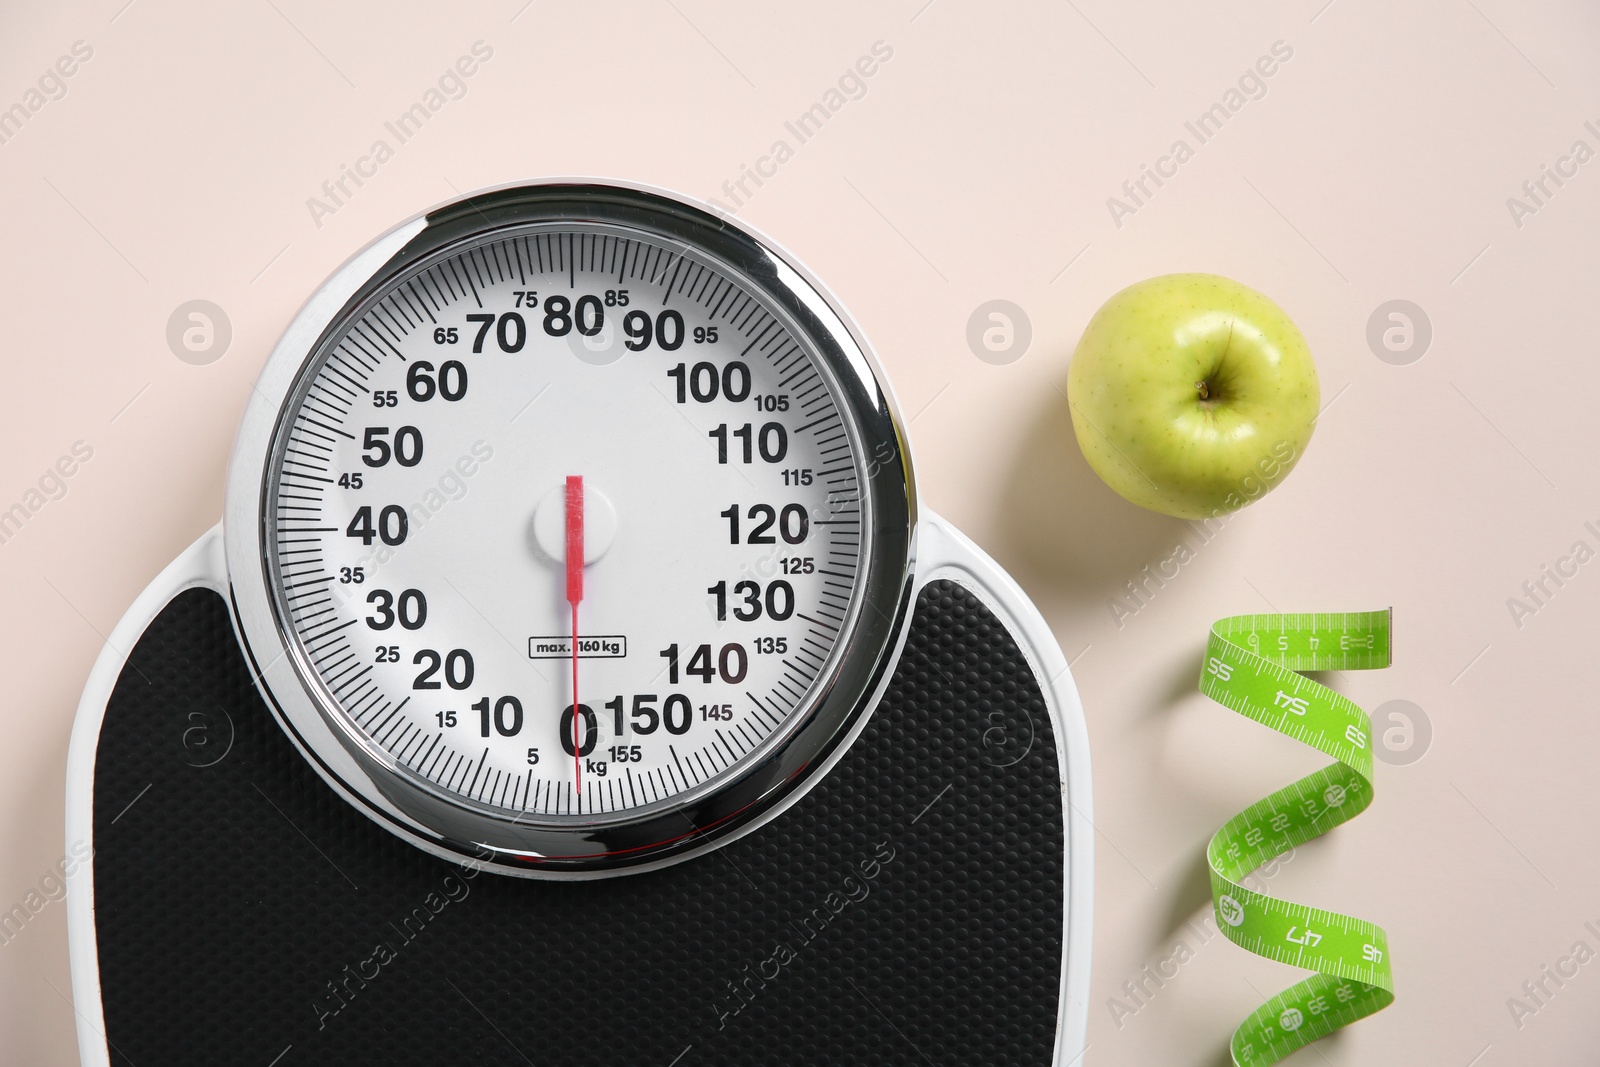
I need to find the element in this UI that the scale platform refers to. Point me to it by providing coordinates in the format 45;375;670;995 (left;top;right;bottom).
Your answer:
66;517;1090;1065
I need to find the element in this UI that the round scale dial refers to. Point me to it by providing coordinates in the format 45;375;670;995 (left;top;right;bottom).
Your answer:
232;185;914;875
272;226;863;818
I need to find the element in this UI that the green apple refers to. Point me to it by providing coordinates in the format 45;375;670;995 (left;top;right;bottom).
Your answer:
1067;273;1319;520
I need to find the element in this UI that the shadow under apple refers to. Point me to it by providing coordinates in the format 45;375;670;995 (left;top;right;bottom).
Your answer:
996;384;1188;604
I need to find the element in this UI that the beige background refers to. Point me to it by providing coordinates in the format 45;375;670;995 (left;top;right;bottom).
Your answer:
2;0;1598;1063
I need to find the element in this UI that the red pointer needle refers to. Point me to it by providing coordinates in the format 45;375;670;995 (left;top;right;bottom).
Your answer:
565;475;584;797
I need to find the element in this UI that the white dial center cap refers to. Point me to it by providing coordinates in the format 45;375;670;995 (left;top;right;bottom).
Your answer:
531;481;617;565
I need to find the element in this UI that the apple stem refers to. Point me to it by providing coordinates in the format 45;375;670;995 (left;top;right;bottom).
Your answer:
1195;380;1210;401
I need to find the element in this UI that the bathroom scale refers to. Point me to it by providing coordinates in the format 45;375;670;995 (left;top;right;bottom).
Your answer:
64;181;1093;1065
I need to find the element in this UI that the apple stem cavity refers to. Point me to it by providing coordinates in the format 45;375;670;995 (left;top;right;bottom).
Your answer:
1195;319;1235;405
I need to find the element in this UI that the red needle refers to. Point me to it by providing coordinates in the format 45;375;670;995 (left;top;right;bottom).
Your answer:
565;475;585;797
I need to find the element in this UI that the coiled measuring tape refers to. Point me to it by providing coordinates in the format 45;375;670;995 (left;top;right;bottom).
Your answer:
1199;610;1395;1065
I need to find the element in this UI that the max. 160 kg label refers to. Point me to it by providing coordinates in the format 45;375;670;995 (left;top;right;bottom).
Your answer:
528;635;627;659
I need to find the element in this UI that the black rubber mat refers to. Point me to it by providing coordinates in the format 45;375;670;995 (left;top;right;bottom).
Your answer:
90;579;1064;1065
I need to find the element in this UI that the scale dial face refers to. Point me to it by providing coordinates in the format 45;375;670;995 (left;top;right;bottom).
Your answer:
229;184;914;876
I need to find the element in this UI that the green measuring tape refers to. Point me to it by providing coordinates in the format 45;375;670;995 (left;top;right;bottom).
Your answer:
1199;610;1396;1065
